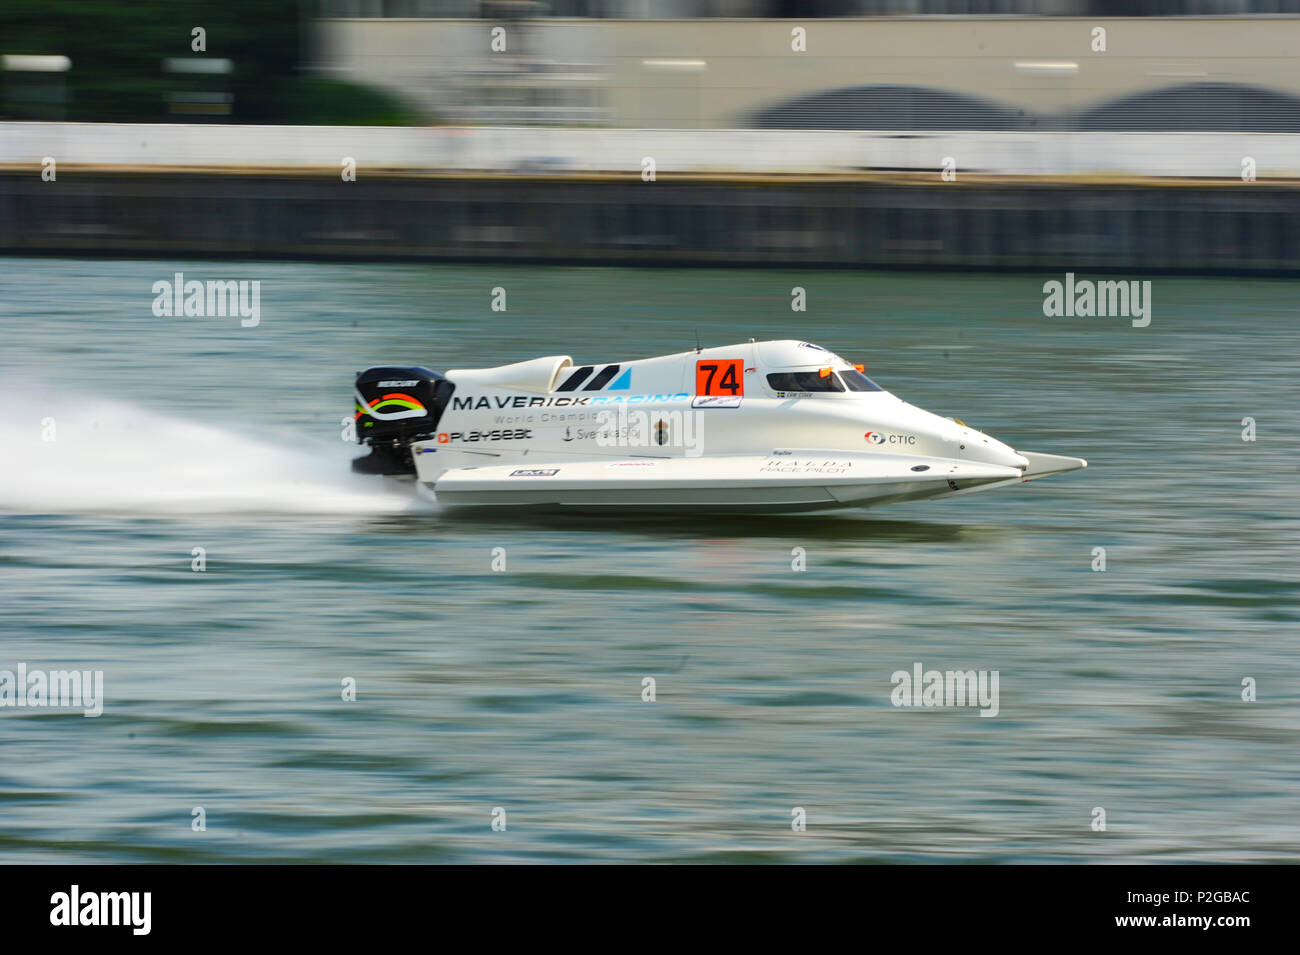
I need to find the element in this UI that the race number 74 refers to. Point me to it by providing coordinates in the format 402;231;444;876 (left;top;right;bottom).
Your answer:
695;359;743;397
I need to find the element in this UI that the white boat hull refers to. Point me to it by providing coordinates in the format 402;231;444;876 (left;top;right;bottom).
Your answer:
429;450;1036;513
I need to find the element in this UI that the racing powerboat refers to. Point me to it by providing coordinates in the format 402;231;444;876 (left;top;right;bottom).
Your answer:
350;340;1086;512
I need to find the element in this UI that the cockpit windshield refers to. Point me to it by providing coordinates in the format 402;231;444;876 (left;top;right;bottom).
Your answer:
767;369;883;394
767;371;844;393
839;369;883;392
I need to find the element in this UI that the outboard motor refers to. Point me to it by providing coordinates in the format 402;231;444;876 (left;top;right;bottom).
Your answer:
351;366;454;476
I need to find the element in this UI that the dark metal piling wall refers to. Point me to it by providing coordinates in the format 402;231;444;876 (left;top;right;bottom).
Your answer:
2;174;1298;273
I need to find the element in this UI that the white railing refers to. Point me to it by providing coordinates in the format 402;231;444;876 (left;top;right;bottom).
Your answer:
2;122;1298;178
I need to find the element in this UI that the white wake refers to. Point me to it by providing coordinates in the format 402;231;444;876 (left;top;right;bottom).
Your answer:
0;391;427;516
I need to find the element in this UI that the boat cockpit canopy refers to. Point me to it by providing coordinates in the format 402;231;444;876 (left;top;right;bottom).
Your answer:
767;368;883;394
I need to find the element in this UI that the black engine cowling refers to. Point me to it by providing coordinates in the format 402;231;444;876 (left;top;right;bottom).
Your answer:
351;366;453;476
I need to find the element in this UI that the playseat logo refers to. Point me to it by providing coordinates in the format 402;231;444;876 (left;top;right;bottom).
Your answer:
437;429;532;443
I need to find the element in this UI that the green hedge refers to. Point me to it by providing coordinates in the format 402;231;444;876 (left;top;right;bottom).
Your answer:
1;0;422;125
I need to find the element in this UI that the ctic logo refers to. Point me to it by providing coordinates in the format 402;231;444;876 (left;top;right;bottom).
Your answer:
865;432;916;446
50;885;151;935
437;433;449;443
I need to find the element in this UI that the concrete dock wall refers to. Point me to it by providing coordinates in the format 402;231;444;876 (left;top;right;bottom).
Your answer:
4;171;1296;273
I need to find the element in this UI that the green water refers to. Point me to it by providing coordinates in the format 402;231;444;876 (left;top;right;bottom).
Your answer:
0;258;1297;862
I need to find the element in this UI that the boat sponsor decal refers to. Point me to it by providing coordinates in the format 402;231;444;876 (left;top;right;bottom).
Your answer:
555;366;594;391
692;395;742;409
583;365;622;391
354;390;427;421
864;431;917;445
559;424;667;443
437;428;533;443
510;469;559;477
556;364;631;392
589;393;687;405
654;419;668;446
490;410;600;426
452;393;687;411
564;426;629;441
760;458;852;475
456;395;588;410
538;410;598;422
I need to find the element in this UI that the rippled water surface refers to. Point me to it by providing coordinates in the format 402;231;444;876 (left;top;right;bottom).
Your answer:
1;259;1297;862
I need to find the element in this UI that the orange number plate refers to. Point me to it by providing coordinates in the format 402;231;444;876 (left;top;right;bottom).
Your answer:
695;359;744;397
